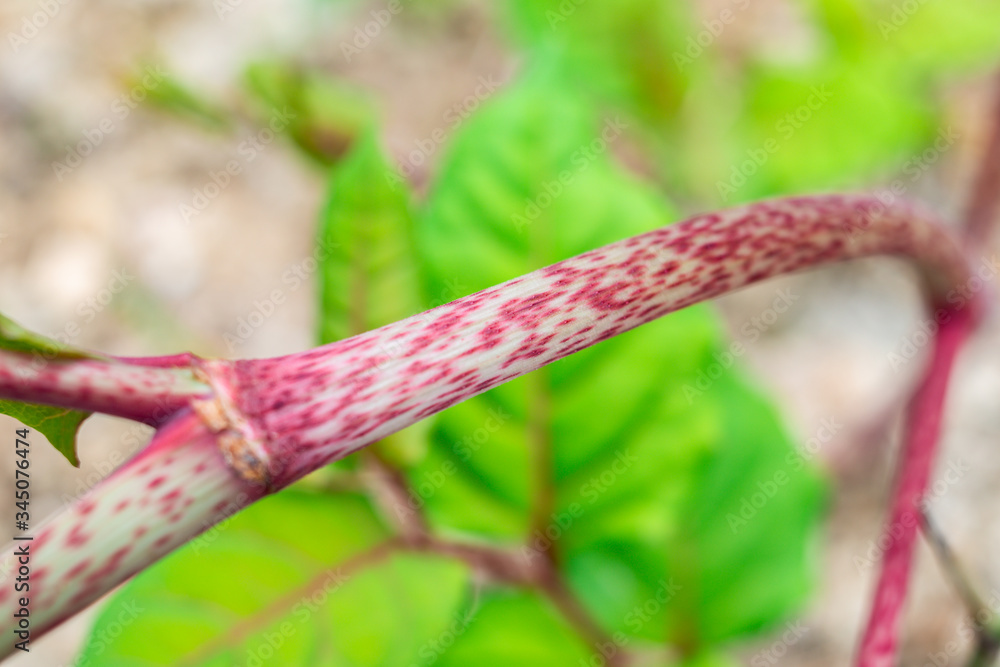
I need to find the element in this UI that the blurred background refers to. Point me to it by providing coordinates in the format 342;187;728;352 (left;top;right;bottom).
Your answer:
1;0;1000;665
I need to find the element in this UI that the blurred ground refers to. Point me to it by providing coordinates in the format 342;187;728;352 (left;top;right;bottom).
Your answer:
0;0;999;665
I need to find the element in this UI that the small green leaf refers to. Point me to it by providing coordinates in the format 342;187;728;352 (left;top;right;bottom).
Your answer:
133;68;231;130
316;128;421;345
0;313;96;360
0;401;88;466
244;62;372;164
316;126;428;468
0;313;99;466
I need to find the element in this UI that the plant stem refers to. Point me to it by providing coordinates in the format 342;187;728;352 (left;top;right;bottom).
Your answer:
232;194;973;490
0;350;209;424
0;193;976;652
855;305;974;666
0;410;264;643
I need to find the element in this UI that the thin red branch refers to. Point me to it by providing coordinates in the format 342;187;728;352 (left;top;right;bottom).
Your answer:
0;350;209;424
856;305;974;666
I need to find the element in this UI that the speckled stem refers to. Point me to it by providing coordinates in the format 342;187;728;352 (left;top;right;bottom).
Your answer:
0;350;209;424
234;194;974;488
0;193;976;656
0;410;263;647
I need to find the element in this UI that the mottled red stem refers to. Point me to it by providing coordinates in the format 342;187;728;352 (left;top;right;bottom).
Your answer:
0;350;209;424
0;410;264;639
234;195;972;489
856;307;973;666
0;193;976;656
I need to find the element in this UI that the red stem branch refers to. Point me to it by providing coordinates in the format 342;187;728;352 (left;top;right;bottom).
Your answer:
0;350;209;424
855;305;974;666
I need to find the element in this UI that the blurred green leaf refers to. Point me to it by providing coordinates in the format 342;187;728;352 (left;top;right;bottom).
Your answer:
0;401;88;467
316;128;420;345
79;489;475;666
505;0;693;125
315;126;427;467
808;0;1000;72
244;62;372;164
0;313;96;361
712;0;1000;203
722;55;935;203
131;68;231;130
0;313;99;466
433;589;594;667
411;68;825;651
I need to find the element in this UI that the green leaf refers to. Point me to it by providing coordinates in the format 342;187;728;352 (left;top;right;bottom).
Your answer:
808;0;1000;72
79;489;475;666
722;55;936;203
410;68;825;652
316;128;421;345
505;0;693;125
0;313;96;360
0;401;88;467
711;0;1000;203
0;313;99;466
243;62;372;165
315;126;427;467
433;589;594;667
